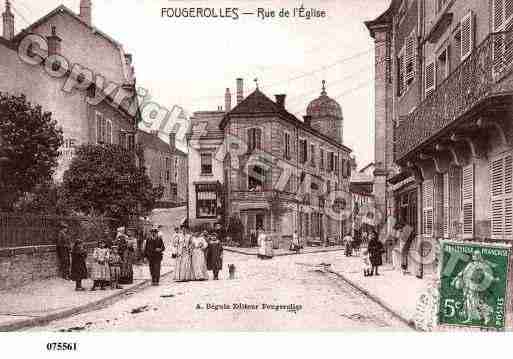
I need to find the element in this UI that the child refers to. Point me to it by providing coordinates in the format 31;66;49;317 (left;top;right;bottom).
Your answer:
91;240;110;290
109;246;122;289
70;239;87;291
362;248;372;277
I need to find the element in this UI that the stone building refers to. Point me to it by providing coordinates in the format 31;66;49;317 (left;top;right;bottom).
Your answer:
0;1;139;179
366;0;513;275
185;79;353;244
137;130;188;207
186;109;226;226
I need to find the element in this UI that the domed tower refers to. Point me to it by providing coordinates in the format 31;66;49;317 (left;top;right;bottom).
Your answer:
306;80;343;143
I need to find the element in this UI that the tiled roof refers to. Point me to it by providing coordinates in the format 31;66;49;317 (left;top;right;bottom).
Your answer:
229;89;280;115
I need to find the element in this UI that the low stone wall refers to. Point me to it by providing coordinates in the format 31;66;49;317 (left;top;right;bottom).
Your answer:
0;241;96;291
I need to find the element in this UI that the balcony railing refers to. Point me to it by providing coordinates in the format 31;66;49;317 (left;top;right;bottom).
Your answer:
395;31;513;161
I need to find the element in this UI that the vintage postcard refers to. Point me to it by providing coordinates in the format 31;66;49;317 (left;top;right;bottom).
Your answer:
1;0;513;341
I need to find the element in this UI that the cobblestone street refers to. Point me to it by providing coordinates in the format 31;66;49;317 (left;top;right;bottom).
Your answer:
32;252;410;331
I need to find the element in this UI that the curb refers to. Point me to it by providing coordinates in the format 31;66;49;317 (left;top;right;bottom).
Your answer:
224;247;345;257
0;270;174;332
327;269;419;331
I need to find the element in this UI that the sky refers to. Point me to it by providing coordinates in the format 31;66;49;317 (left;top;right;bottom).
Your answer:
1;0;390;169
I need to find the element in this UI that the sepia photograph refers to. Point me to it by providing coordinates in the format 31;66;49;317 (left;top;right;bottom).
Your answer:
1;0;513;354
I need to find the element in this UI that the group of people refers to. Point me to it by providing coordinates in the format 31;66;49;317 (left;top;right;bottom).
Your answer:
70;227;136;291
172;224;224;282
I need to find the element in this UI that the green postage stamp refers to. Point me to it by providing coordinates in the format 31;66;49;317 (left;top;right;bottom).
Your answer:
438;241;510;330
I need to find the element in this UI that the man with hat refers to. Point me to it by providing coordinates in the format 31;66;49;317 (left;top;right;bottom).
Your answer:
145;225;166;285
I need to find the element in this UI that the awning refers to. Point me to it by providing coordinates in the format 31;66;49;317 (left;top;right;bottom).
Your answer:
387;171;411;185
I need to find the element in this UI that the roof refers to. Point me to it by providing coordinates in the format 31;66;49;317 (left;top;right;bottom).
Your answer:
12;5;121;48
220;89;352;153
364;0;398;37
359;162;375;173
137;130;172;154
306;83;343;118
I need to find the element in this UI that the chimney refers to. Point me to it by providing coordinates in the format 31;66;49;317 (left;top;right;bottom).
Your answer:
275;94;286;108
79;0;92;26
2;0;14;41
47;26;62;56
169;132;176;153
236;78;243;105
225;88;232;112
303;115;312;127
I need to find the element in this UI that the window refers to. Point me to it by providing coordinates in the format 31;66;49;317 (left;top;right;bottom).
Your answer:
200;153;213;175
165;158;171;181
493;0;513;73
320;149;325;170
127;134;135;151
334;155;339;173
328;152;334;172
247;128;262;152
397;31;416;97
490;154;513;239
299;139;308;164
284;132;291;159
118;132;126;148
248;165;266;191
310;144;316;167
437;47;449;83
196;183;218;218
95;112;112;144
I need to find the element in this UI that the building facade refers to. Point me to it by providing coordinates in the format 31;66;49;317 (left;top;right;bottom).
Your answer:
187;110;226;227
0;1;138;179
137;130;188;207
367;0;513;275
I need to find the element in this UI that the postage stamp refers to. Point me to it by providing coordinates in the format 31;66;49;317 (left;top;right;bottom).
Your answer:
438;241;510;330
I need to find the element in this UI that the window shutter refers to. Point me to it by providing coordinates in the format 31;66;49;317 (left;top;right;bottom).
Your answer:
490;154;513;239
443;173;450;238
96;112;102;143
425;61;436;96
460;11;474;60
423;179;434;237
462;163;474;238
449;167;462;237
398;55;405;96
504;155;513;237
405;32;416;85
495;0;505;31
106;120;112;144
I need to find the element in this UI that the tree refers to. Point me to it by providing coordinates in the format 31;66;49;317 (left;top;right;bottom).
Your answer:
0;93;63;210
62;143;163;223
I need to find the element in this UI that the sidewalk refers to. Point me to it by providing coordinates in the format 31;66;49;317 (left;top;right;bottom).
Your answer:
328;255;433;330
0;263;174;331
225;245;345;256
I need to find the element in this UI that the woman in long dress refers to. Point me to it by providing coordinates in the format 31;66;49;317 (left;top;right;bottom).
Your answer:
174;229;194;282
258;230;273;259
191;231;208;280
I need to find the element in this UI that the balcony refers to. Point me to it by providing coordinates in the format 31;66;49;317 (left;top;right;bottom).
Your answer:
395;31;513;162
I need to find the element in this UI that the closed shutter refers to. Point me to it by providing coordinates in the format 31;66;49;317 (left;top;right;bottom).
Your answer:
462;163;474;238
425;61;436;96
106;120;112;144
405;32;416;85
450;167;462;237
398;54;405;96
460;11;474;60
490;154;513;239
423;179;434;237
443;173;450;238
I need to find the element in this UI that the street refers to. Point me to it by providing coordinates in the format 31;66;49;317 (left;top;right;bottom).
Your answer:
32;251;409;331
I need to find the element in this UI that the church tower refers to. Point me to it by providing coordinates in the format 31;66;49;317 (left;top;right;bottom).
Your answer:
306;80;343;144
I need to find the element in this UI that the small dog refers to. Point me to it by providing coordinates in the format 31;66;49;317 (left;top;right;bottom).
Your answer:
228;264;236;280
